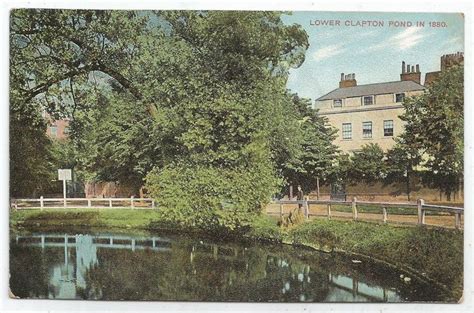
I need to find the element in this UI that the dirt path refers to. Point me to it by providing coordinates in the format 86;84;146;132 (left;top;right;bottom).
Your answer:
265;203;463;229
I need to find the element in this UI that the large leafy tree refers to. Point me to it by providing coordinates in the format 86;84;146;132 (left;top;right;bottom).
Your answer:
385;141;422;201
10;9;311;228
283;95;339;196
9;9;154;196
348;143;386;185
141;12;310;229
399;65;463;200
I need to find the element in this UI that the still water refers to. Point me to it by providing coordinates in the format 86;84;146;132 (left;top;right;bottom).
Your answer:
10;230;448;302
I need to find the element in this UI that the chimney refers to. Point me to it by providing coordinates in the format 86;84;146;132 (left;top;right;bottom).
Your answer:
400;61;421;84
339;72;357;88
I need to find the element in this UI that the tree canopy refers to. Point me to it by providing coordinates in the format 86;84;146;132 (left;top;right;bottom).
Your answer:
10;10;329;230
398;65;463;200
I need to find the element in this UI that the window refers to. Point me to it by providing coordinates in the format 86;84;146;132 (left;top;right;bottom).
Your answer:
384;120;394;137
342;123;352;140
50;125;58;138
362;95;374;106
333;99;342;108
395;93;405;103
362;121;372;138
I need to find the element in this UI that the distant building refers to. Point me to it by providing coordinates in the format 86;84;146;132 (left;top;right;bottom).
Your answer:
424;52;464;86
314;52;463;153
43;111;70;140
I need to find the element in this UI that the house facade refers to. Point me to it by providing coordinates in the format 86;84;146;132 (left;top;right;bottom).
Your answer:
314;52;463;153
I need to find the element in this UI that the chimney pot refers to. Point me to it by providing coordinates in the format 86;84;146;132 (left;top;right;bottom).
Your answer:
340;73;344;81
402;61;406;74
416;64;420;72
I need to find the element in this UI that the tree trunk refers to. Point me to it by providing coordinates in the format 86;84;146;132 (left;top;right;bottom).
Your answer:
406;169;411;201
316;177;320;200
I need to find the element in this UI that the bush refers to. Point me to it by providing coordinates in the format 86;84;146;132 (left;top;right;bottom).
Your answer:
145;161;281;233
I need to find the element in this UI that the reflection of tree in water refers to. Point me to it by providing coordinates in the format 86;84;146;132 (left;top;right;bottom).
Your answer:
10;245;50;298
83;239;332;301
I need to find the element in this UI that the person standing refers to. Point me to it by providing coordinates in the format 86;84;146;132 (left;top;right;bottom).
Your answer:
297;185;304;212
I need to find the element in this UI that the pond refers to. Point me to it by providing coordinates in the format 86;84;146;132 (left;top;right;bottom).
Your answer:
9;230;449;302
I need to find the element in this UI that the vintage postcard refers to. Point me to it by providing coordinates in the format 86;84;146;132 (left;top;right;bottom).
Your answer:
8;7;465;304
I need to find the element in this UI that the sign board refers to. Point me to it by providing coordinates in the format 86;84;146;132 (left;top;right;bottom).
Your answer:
58;169;72;181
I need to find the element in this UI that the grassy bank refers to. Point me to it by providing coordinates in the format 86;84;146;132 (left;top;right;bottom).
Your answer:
10;208;463;300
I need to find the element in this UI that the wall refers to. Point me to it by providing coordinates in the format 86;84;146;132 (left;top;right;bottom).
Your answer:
317;90;423;153
322;106;404;152
84;181;140;198
304;181;463;204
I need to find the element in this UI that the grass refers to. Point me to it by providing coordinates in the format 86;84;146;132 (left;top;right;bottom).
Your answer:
10;208;463;300
287;219;463;300
10;208;162;231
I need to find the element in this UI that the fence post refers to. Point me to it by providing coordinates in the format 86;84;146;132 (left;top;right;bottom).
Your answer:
352;197;358;220
382;207;387;224
455;212;461;229
131;196;134;209
327;204;331;220
109;198;112;208
88;199;91;208
152;199;155;209
40;196;44;211
279;203;283;220
417;199;425;225
304;197;309;219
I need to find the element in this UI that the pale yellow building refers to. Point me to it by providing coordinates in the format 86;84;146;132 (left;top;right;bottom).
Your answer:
315;63;425;153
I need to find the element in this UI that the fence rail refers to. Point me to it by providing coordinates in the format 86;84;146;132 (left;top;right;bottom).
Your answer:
271;197;464;229
11;196;464;229
10;196;155;210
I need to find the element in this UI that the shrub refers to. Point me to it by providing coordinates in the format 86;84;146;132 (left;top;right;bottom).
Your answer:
145;161;281;233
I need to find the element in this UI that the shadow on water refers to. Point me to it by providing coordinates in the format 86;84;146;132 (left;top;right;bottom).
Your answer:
9;230;449;302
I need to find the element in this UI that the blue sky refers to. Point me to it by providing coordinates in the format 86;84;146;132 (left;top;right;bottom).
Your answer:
281;11;464;101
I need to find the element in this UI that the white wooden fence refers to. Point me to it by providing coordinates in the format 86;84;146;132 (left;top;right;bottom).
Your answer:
10;196;155;210
272;197;464;229
11;196;464;229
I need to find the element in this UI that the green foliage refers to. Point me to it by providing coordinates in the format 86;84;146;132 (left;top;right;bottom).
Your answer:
282;95;339;192
347;143;386;185
288;219;463;297
384;144;422;199
245;215;282;241
9;109;57;197
399;66;463;199
145;161;281;232
10;10;315;230
9;9;155;196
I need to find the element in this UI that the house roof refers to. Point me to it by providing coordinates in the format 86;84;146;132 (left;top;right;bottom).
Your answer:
316;80;425;101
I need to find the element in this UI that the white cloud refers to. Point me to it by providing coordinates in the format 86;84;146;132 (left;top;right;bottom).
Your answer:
393;27;425;50
312;44;345;62
362;27;428;53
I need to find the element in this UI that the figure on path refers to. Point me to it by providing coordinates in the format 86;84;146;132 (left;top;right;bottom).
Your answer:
297;185;304;212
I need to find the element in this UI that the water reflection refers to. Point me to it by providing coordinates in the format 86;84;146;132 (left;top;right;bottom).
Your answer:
9;232;446;302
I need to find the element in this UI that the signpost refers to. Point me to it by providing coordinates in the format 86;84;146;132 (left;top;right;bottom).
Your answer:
58;169;72;207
